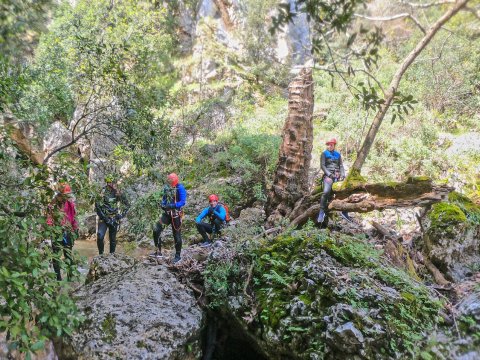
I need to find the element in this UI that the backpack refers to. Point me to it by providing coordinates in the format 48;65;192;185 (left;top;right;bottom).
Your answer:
218;202;231;223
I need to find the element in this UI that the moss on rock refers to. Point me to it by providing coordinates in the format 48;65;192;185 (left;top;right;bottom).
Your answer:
247;229;443;359
428;203;467;230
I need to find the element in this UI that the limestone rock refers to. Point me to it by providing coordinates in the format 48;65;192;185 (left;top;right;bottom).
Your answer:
58;259;203;359
85;253;136;284
79;213;97;238
423;202;480;282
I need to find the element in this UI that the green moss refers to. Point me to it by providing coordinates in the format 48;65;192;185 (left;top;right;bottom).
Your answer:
448;192;480;225
342;168;367;190
250;229;442;357
298;294;313;306
101;313;117;343
428;203;467;230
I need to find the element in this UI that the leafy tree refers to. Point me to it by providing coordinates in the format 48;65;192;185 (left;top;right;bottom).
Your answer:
0;0;54;111
13;0;177;167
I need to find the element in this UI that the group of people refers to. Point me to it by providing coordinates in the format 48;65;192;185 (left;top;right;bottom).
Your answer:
46;172;228;279
150;173;227;262
45;137;348;279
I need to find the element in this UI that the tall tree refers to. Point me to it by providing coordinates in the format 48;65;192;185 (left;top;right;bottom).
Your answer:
266;68;314;225
351;0;471;174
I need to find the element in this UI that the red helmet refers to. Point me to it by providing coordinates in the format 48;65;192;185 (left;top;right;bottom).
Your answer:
58;182;71;194
325;138;337;145
208;194;219;202
167;173;179;186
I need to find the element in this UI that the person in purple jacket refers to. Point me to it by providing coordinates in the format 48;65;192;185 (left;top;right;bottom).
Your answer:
151;173;187;263
195;194;226;247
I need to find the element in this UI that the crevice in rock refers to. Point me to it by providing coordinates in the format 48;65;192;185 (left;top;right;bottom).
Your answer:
202;311;268;360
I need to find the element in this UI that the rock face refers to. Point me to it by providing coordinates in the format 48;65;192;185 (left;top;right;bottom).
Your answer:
57;255;204;359
423;197;480;282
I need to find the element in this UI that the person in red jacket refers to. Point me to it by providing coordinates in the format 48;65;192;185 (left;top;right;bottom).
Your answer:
46;182;78;281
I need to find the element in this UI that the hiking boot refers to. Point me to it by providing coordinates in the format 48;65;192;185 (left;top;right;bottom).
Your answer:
200;241;212;248
173;254;181;264
149;250;163;258
340;211;353;222
317;210;326;224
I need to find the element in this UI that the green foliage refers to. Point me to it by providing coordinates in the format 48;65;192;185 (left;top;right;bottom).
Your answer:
101;313;117;343
203;257;241;309
12;0;177;168
127;189;164;240
0;0;54;63
0;136;86;355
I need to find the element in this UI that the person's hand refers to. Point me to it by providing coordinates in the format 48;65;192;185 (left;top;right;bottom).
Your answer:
328;173;336;180
208;207;214;216
339;175;345;181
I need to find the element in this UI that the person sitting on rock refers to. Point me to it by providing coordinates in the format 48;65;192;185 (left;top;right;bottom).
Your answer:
317;138;351;224
95;174;130;255
151;173;187;263
195;194;226;247
46;182;78;281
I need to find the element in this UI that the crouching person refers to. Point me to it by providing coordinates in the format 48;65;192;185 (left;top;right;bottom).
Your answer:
195;194;226;247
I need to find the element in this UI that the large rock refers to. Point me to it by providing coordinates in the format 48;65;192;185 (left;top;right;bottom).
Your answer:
57;256;204;359
423;198;480;282
220;229;443;359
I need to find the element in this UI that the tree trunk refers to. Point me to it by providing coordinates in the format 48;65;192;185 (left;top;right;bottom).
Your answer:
266;68;314;226
351;0;470;174
2;113;44;165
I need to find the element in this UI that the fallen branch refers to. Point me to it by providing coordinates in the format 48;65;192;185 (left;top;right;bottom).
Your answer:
424;258;451;286
289;178;453;227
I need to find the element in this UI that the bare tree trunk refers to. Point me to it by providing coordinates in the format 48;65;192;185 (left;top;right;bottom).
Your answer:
351;0;470;174
266;68;314;226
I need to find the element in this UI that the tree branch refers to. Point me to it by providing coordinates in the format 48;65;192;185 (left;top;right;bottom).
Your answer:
354;13;426;34
400;0;456;8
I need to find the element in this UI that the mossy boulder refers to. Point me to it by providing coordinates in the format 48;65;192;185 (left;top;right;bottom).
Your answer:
218;229;443;359
424;193;480;282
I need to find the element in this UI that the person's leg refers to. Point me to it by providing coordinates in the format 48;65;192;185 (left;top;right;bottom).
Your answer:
52;239;62;281
196;222;212;243
318;177;333;223
152;213;169;256
211;218;223;239
97;220;108;255
172;214;182;262
63;232;74;280
108;223;118;254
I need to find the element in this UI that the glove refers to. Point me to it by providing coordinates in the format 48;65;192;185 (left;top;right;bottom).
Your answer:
208;207;214;216
115;214;123;221
164;204;173;211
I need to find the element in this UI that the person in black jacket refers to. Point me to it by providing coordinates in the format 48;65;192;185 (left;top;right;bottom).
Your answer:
95;175;129;254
